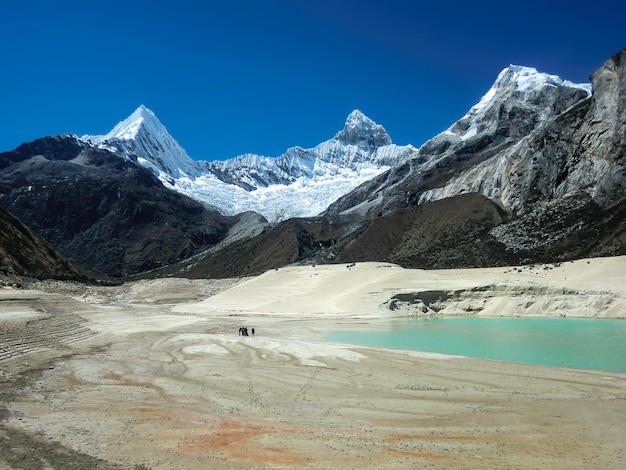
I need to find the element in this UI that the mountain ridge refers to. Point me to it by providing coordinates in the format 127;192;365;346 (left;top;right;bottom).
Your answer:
81;63;591;223
324;62;592;218
1;50;624;280
83;107;416;221
0;206;85;281
150;51;625;278
82;104;202;179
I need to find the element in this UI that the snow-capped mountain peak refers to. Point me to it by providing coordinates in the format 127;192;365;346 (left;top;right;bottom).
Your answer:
494;65;591;93
190;109;413;221
506;65;591;93
470;65;591;116
389;65;593;213
342;109;375;131
100;104;154;141
82;105;200;179
334;109;392;147
434;64;592;146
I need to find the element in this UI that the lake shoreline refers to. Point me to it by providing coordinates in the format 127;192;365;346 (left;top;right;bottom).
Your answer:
323;316;626;373
2;257;626;468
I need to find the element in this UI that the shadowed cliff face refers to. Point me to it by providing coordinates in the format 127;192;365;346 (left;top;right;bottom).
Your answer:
497;49;625;213
0;136;238;277
0;206;83;281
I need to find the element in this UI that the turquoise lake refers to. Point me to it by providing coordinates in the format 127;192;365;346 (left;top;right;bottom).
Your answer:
324;317;626;373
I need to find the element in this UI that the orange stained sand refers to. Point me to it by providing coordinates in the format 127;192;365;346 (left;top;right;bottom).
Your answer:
128;406;310;466
180;418;311;467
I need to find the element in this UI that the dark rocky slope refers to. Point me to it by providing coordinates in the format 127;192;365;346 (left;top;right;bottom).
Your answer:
0;207;83;281
153;191;625;279
0;136;239;277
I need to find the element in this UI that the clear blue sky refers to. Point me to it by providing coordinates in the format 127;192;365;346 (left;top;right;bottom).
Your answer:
2;0;624;161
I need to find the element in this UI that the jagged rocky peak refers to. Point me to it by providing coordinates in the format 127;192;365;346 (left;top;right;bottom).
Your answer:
334;109;392;147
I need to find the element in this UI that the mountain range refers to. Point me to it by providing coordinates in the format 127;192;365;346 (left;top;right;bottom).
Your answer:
82;107;416;222
1;48;625;281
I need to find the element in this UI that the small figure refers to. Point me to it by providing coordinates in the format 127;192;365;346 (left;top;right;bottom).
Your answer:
251;328;255;337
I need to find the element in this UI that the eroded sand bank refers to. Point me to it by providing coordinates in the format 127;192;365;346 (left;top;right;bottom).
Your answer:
1;258;625;469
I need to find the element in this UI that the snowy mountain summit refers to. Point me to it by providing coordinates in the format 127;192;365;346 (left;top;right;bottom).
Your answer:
334;109;392;147
83;105;201;180
429;65;592;150
84;107;415;222
412;64;592;208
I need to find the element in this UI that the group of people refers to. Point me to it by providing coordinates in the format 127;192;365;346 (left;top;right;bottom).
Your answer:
238;326;254;337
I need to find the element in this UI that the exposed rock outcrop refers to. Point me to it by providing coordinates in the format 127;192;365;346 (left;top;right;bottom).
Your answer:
333;109;392;147
381;282;622;319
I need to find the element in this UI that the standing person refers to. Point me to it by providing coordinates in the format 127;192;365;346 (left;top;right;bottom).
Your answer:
251;328;255;337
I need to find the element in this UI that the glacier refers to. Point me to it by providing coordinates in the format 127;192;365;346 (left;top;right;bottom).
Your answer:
83;107;416;222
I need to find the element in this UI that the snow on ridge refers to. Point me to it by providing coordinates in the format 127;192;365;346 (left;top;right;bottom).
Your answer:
469;65;591;117
85;104;152;143
169;165;391;222
81;61;586;223
184;116;413;221
171;136;411;221
507;65;591;93
84;105;413;222
440;64;592;144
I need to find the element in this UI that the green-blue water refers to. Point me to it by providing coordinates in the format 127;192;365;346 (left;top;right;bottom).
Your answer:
324;317;626;373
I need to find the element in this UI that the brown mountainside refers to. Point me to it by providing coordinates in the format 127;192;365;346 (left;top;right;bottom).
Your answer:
0;207;83;281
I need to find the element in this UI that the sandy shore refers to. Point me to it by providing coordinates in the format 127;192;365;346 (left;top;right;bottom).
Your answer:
1;257;625;469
